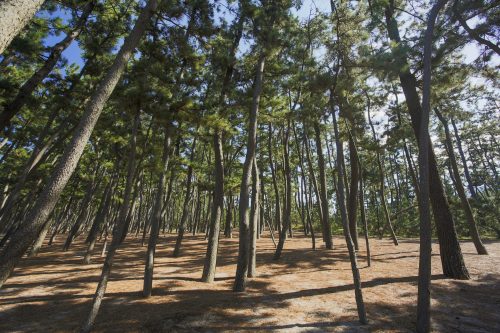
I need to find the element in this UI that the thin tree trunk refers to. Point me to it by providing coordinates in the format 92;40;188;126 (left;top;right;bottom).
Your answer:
81;100;144;332
143;124;173;297
173;136;197;257
331;95;367;324
435;109;488;255
202;131;224;282
274;121;292;259
248;157;260;277
313;122;333;249
417;2;449;331
233;54;265;292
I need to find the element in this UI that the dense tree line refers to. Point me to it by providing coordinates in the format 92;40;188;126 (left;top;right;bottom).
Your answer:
0;0;498;332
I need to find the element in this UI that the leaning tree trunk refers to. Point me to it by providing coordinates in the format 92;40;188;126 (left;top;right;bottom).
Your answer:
347;132;360;250
367;107;398;245
0;0;156;293
0;1;96;131
202;130;224;282
274;121;292;259
0;0;45;55
81;99;144;332
417;2;449;331
268;124;282;235
248;157;260;276
385;4;468;280
233;54;265;292
313;122;333;249
331;95;367;325
143;125;173;297
173;136;197;257
435;109;488;255
84;182;114;264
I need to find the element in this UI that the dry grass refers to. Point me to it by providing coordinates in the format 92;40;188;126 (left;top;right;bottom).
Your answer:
0;232;499;332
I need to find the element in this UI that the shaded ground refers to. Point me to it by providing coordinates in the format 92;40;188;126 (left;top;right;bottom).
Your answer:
0;233;499;332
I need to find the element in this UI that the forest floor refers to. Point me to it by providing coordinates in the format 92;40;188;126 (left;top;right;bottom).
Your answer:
0;233;499;332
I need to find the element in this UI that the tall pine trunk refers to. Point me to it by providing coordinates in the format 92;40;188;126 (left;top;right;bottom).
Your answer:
233;54;265;292
385;4;468;279
143;125;173;297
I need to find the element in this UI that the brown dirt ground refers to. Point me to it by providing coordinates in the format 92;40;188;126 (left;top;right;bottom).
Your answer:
0;233;499;332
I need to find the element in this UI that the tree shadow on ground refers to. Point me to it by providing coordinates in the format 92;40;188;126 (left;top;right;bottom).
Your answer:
0;235;498;332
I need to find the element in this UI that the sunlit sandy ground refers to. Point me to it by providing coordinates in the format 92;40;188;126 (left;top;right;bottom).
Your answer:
0;233;499;332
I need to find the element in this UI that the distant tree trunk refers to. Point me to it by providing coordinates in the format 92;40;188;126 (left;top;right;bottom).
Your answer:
274;121;292;259
63;177;97;251
0;0;45;55
367;107;398;245
385;3;469;280
0;0;157;289
304;133;324;247
0;1;96;131
347;132;360;250
435;110;488;255
173;136;197;257
143;125;173;297
248;157;260;277
81;97;144;332
84;183;113;264
359;169;371;267
268;124;282;234
450;118;476;198
224;192;233;238
202;130;224;282
331;96;367;324
233;53;265;292
313;122;333;249
27;217;52;257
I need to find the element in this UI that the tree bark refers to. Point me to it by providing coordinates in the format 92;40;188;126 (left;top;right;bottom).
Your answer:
0;0;157;289
0;1;96;131
417;2;449;331
143;124;173;297
233;54;265;292
274;121;292;259
0;0;45;55
248;157;260;276
331;96;367;324
435;110;488;255
385;3;469;280
313;122;333;249
202;130;224;282
173;136;197;257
